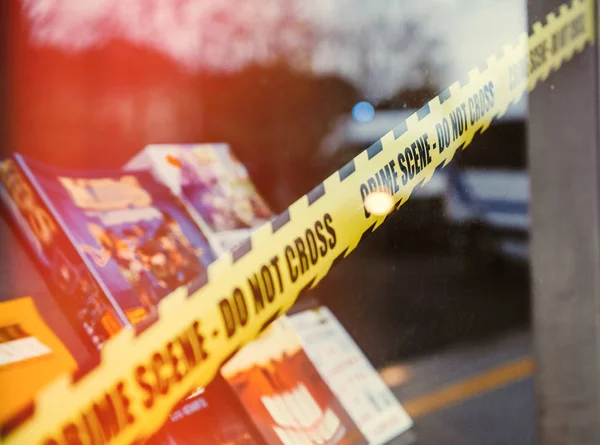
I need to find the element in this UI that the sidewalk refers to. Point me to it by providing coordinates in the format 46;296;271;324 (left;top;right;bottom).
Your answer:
382;329;533;445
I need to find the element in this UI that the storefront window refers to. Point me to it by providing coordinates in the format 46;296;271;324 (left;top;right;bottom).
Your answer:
0;1;598;445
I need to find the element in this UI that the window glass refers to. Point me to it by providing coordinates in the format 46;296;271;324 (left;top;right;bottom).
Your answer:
1;1;596;445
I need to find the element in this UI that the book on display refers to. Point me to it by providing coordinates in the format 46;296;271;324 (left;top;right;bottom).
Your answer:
125;143;272;252
0;155;217;350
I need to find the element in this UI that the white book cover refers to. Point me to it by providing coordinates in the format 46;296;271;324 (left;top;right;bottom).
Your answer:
289;307;413;445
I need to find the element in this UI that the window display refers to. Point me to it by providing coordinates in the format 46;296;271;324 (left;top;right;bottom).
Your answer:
1;0;597;444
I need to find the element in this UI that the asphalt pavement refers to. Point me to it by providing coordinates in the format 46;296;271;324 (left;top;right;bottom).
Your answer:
382;329;533;445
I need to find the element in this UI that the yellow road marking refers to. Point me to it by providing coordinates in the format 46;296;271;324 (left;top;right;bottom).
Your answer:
402;357;535;418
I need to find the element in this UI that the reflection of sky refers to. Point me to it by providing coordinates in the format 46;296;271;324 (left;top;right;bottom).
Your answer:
23;0;525;101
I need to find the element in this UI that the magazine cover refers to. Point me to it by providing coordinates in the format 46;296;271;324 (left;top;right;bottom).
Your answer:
149;377;263;445
289;307;413;445
5;154;217;347
221;317;367;445
125;143;272;252
0;297;77;425
0;158;125;350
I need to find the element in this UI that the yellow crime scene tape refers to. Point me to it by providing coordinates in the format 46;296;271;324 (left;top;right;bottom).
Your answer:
1;1;595;444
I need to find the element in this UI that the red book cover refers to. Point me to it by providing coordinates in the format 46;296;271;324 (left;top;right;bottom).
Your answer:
221;317;367;445
149;376;264;445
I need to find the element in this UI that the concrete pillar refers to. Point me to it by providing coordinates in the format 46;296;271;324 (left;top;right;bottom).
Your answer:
528;1;600;444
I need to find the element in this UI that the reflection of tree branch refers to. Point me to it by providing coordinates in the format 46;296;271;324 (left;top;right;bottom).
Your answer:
24;0;448;99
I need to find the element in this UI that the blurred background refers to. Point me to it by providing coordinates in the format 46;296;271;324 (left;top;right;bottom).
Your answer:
6;0;524;206
2;1;538;444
